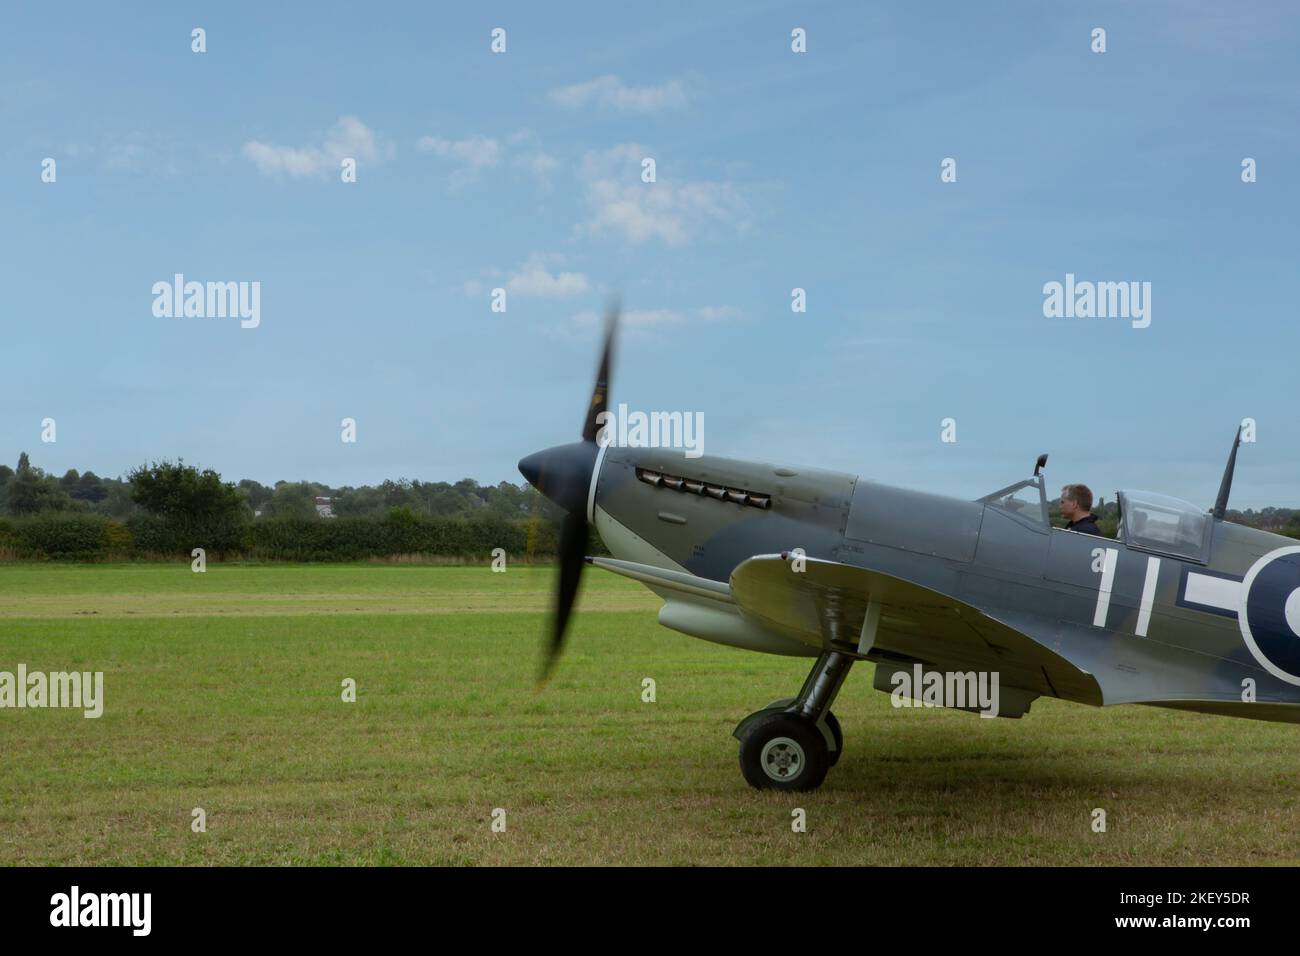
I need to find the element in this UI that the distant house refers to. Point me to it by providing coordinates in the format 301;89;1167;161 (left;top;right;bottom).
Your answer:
314;496;336;519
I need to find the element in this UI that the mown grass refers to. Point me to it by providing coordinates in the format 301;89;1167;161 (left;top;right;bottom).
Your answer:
0;563;1297;865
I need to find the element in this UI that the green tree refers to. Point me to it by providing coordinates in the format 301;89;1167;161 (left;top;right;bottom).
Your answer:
127;460;244;520
264;481;320;519
6;454;72;515
332;485;384;517
0;464;13;514
95;480;137;519
236;479;273;513
73;471;108;503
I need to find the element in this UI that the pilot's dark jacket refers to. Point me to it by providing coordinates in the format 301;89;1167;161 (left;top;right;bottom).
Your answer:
1065;513;1102;536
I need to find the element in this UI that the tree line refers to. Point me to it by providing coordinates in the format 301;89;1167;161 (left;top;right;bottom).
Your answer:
0;452;557;522
0;453;565;562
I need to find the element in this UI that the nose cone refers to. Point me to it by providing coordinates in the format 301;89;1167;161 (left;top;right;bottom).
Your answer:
518;441;598;515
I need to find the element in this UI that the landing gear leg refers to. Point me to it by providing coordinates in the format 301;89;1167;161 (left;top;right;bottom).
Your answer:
734;650;854;791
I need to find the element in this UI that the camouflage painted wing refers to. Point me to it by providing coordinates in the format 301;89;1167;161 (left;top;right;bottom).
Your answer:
590;553;1101;706
728;554;1103;709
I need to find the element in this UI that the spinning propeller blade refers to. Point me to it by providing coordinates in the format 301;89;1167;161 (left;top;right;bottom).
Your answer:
518;300;619;683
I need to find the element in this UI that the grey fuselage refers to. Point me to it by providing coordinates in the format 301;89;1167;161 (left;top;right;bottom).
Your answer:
590;444;1300;721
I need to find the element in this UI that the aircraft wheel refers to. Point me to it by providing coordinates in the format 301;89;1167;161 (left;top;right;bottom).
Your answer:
824;710;843;767
739;712;829;791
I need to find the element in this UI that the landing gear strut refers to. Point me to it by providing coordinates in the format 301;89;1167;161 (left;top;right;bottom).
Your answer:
733;650;854;791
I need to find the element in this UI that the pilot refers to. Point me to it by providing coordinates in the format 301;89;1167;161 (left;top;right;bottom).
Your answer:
1060;484;1102;536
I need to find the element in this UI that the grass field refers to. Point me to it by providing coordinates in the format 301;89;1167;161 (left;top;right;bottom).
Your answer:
1;561;1298;866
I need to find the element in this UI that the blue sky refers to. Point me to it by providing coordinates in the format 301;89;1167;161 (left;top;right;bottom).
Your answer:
3;1;1298;508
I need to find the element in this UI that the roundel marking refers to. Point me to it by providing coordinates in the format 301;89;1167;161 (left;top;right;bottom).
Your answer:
1238;546;1300;686
1289;589;1300;637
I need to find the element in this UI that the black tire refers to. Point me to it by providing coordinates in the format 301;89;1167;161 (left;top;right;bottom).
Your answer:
739;712;829;791
824;710;843;767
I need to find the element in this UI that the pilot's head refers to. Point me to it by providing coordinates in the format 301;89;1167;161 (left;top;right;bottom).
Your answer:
1060;484;1093;521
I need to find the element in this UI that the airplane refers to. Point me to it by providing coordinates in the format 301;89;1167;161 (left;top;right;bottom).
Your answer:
518;308;1300;791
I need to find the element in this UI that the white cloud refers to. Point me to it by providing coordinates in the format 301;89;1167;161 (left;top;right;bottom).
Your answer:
242;115;381;178
415;134;500;170
578;144;747;245
549;75;688;113
518;150;559;181
506;254;589;298
504;130;560;190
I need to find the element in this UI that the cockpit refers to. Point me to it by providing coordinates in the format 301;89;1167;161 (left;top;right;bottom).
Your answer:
1116;490;1211;561
975;456;1216;564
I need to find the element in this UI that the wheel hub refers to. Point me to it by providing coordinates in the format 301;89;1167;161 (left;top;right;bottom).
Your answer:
760;736;804;781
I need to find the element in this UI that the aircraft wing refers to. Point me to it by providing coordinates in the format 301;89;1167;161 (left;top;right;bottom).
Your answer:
728;554;1104;707
592;553;1101;705
593;553;1300;720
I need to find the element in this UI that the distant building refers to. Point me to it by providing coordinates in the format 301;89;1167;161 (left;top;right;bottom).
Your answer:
314;496;336;519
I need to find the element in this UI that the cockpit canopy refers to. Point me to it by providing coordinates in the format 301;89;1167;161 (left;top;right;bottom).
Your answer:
978;475;1049;528
1117;490;1211;560
975;477;1215;562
